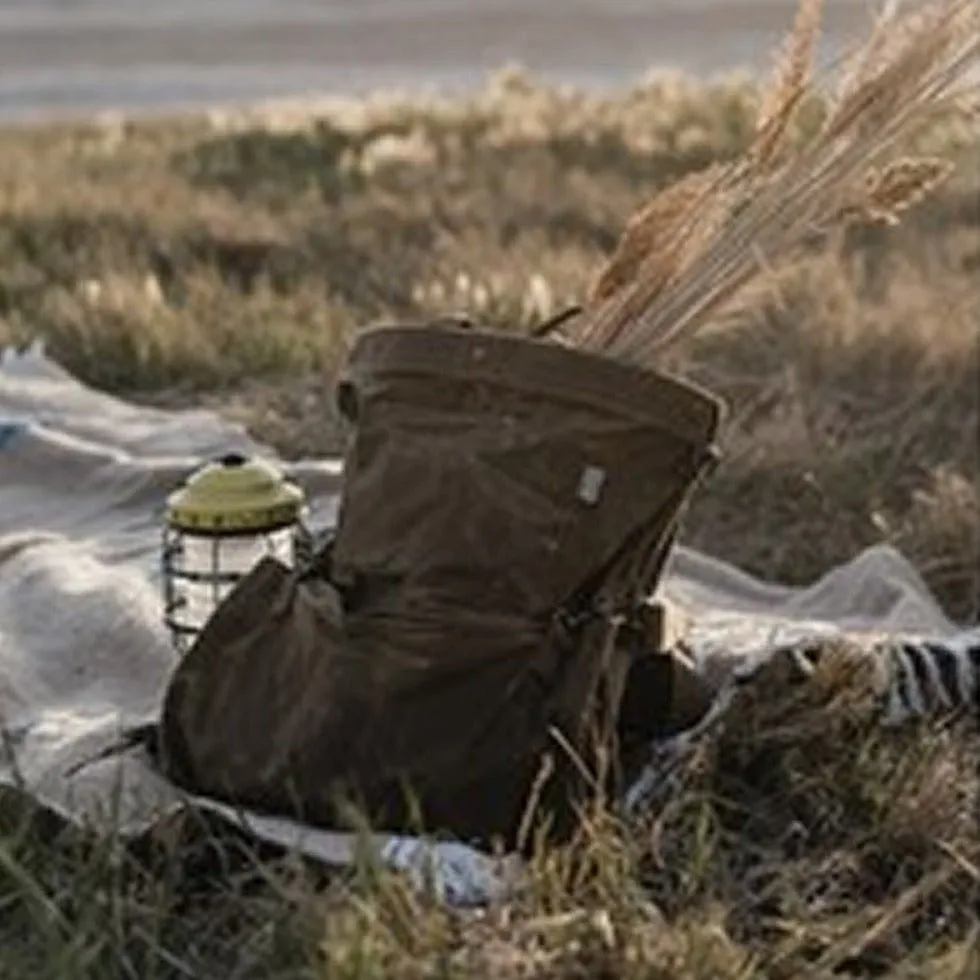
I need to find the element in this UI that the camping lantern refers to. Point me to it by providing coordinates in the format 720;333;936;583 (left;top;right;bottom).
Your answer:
162;453;307;653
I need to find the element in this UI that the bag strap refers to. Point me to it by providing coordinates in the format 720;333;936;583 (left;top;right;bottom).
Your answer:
530;305;584;339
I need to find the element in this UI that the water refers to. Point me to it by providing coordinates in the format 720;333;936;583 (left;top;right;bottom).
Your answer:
0;1;871;121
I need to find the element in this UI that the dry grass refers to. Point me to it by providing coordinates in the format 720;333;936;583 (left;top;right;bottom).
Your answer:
572;0;979;364
0;39;978;980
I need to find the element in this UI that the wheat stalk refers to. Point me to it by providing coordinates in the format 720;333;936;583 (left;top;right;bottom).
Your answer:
751;0;824;171
579;165;734;350
587;166;728;306
838;156;956;226
566;0;979;367
831;0;911;107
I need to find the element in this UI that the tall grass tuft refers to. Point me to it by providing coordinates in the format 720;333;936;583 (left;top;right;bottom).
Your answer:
575;0;979;366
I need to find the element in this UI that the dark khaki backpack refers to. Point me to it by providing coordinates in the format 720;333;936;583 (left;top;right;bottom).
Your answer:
159;321;723;850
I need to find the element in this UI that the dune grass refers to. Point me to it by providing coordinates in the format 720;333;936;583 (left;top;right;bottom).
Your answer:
0;66;977;978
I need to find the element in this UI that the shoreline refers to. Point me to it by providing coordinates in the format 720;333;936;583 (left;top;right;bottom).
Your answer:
0;0;872;125
0;65;763;132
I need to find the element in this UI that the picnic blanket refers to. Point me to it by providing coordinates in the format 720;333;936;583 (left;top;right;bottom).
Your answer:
0;341;965;906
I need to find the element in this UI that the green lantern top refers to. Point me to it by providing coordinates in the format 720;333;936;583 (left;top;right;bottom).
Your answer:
166;453;306;534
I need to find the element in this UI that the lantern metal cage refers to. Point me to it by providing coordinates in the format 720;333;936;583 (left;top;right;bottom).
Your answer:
162;453;307;653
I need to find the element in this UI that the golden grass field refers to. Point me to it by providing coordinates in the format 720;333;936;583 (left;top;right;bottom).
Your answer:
0;68;977;977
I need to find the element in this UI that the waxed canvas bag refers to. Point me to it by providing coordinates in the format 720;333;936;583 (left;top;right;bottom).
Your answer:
159;322;723;849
